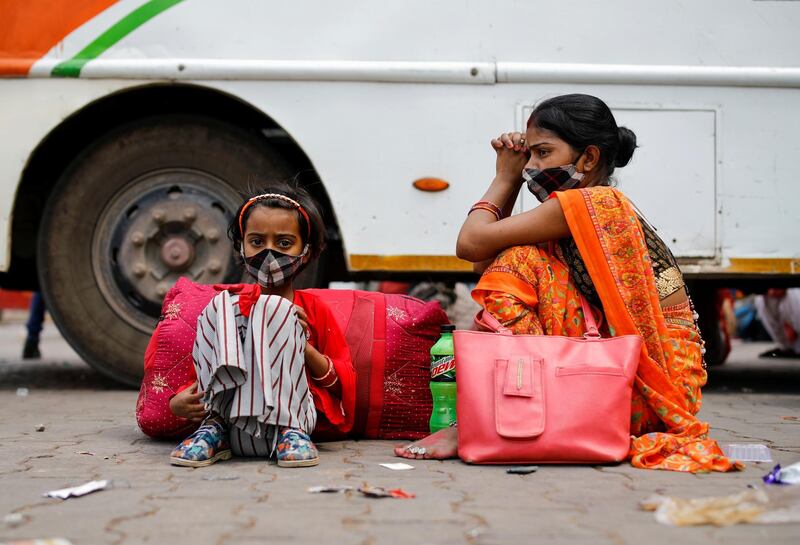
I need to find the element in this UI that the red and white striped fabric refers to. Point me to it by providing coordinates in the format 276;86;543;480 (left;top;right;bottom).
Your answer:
193;290;316;456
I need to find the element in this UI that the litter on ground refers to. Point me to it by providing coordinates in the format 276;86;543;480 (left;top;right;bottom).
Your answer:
380;462;414;471
721;443;772;462
640;486;800;526
44;480;110;500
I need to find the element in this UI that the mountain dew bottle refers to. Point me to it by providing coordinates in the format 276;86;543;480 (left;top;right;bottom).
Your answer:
429;324;457;433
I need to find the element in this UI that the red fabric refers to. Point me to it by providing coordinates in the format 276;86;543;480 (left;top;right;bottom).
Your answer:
136;279;447;441
137;280;356;438
306;290;447;440
137;278;215;438
304;289;388;439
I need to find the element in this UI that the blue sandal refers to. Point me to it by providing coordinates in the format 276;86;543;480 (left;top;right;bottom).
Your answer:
276;428;319;467
170;419;231;467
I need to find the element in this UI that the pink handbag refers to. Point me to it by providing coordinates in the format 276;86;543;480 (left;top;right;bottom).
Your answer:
454;295;642;464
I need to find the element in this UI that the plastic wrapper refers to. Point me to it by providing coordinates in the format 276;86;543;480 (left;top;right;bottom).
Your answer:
358;486;415;499
640;486;800;526
308;485;355;494
308;485;414;498
721;443;772;462
763;462;800;485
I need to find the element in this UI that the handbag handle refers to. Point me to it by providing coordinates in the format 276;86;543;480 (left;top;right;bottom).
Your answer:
474;293;603;338
578;294;602;339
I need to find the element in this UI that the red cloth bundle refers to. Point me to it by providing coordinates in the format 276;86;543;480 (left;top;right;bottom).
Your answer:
136;279;447;440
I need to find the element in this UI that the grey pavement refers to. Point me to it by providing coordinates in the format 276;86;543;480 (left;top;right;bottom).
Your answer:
0;311;799;544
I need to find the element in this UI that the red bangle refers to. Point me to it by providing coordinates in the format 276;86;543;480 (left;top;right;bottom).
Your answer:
318;373;339;389
467;204;500;221
474;200;502;215
469;205;501;221
311;355;336;384
469;200;503;221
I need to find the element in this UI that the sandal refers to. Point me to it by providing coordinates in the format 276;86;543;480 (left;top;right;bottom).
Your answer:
170;419;231;467
276;428;319;467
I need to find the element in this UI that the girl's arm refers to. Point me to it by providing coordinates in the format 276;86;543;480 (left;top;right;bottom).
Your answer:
304;343;342;397
295;292;356;433
295;303;343;397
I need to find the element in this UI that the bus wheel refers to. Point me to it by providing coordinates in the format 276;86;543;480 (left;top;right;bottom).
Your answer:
38;117;295;386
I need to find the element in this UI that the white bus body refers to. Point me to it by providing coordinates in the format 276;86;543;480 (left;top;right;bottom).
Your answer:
1;0;798;383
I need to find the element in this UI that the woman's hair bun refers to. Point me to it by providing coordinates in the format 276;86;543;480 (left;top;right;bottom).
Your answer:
615;126;637;168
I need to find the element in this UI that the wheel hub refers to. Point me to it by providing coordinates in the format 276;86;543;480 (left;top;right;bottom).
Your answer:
93;169;242;332
160;236;195;270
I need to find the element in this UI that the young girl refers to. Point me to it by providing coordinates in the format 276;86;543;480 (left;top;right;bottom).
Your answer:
168;184;355;468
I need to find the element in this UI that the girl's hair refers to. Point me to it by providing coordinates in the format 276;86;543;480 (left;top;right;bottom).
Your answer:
527;94;637;179
227;181;326;260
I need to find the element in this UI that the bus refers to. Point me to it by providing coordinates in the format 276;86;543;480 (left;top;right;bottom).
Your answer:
2;0;799;385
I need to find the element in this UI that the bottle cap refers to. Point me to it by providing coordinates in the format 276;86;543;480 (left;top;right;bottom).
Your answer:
440;324;456;332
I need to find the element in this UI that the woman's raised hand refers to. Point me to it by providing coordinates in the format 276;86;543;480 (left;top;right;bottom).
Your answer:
491;131;529;183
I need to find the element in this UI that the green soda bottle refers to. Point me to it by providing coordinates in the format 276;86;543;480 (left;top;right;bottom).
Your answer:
429;324;457;433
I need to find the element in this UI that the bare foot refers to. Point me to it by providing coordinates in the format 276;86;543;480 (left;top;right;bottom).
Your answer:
394;427;458;460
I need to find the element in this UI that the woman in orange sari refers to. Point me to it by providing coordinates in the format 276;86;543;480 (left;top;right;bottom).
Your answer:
397;94;740;472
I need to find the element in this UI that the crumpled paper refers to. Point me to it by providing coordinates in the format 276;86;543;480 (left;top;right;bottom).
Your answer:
44;480;110;500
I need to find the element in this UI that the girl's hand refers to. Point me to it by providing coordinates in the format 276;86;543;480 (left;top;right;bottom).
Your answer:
295;304;317;358
491;131;529;183
169;382;206;422
294;304;310;340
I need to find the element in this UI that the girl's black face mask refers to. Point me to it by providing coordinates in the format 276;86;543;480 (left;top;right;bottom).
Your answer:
241;246;309;288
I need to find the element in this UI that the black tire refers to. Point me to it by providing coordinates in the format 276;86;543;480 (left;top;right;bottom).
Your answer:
38;116;302;386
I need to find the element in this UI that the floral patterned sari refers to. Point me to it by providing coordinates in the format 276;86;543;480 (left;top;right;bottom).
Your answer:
472;186;741;473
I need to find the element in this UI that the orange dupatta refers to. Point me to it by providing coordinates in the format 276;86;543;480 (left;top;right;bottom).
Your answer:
555;187;740;472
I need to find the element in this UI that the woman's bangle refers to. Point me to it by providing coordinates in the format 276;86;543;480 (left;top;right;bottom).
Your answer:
469;205;501;221
311;355;336;384
469;200;503;221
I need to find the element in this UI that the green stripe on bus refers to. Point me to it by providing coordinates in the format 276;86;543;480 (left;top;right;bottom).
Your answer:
52;0;184;78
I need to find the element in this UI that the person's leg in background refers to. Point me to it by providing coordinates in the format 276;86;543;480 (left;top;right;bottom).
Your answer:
756;288;800;358
781;288;800;354
23;292;46;359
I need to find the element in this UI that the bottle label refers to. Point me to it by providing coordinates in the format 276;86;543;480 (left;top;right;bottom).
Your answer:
431;355;455;380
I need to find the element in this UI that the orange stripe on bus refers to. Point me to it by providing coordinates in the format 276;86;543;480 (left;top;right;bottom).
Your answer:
348;255;800;274
0;0;118;76
349;254;473;272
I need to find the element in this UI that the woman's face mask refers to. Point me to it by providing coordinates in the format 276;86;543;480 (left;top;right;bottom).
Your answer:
242;246;309;288
522;163;585;203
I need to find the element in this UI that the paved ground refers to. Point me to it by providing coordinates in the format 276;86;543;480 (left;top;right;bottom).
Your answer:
0;311;799;545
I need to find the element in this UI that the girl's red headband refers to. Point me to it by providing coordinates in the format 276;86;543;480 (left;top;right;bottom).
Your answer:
238;193;312;239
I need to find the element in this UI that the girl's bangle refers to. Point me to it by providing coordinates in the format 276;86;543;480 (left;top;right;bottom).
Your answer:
318;373;339;389
311;355;336;383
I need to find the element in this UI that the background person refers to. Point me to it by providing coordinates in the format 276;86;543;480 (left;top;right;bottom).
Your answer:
756;288;800;358
22;291;46;359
